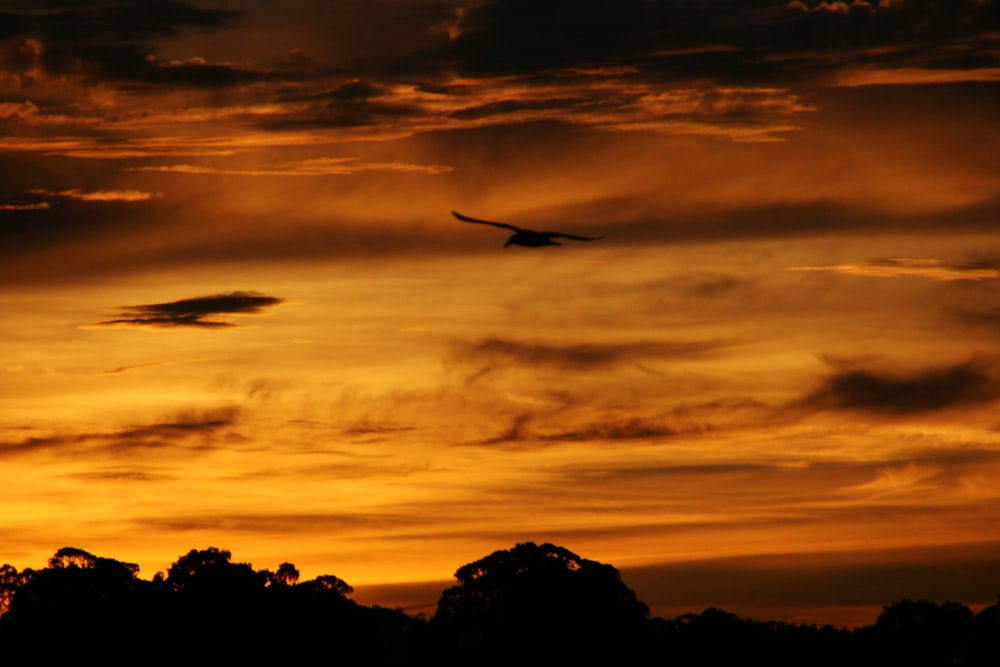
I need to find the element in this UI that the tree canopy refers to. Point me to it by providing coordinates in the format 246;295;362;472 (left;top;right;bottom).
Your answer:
0;542;997;666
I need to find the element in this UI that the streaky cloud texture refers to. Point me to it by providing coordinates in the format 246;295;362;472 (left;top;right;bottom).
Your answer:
790;256;1000;281
92;290;285;329
451;336;726;373
804;359;999;414
0;406;241;460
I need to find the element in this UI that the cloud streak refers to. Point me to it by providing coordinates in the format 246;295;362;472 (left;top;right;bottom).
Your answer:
789;257;1000;281
92;291;285;329
0;407;241;460
804;360;1000;414
129;157;453;176
478;414;678;446
452;336;726;374
28;188;161;202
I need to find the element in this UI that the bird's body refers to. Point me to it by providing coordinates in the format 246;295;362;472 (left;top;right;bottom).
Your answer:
452;211;602;248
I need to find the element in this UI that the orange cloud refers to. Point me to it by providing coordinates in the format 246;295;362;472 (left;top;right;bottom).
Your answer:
0;202;49;211
835;67;1000;87
128;157;453;176
789;257;1000;281
28;188;161;202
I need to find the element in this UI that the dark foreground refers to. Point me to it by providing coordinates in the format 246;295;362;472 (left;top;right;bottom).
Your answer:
1;542;997;666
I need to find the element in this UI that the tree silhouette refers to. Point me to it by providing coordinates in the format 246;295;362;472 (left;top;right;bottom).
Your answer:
0;563;34;616
0;547;156;662
660;607;854;667
861;598;975;667
165;546;261;593
432;541;650;664
966;596;1000;667
273;561;300;587
0;542;997;665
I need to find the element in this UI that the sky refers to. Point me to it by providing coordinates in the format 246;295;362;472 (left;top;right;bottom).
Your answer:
1;0;999;627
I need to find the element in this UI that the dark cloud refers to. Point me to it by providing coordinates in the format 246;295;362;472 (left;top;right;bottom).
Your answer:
0;0;247;86
68;468;175;482
260;80;424;130
139;509;449;535
952;307;1000;332
452;336;724;374
0;406;241;459
93;290;284;329
804;359;999;414
542;418;677;443
623;540;1000;624
402;0;1000;82
475;413;678;447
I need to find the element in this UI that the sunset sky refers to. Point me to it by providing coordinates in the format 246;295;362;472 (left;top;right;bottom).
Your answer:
2;0;1000;626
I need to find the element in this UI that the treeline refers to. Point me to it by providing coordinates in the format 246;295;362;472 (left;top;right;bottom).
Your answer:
1;541;997;666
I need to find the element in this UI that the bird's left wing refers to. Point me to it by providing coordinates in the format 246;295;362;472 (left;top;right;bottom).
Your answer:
452;211;521;232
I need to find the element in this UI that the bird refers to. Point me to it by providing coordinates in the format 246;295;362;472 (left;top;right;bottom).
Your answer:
453;211;603;248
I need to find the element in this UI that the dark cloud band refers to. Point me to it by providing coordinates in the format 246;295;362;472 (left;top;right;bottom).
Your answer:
804;360;999;414
94;290;284;329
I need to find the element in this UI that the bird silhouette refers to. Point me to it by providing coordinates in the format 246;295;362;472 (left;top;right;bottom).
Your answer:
453;211;603;248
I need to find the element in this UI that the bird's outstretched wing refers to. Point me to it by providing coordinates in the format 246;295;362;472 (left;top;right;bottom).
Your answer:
452;211;521;232
543;232;603;241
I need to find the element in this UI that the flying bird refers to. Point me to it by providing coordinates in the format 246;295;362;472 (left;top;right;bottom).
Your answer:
453;211;603;248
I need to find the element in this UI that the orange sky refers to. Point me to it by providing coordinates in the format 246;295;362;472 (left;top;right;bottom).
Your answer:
2;0;1000;627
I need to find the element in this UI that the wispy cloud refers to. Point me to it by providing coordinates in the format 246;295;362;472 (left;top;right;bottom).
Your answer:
91;291;285;329
952;307;1000;332
789;257;1000;281
451;336;725;375
478;414;677;446
803;359;999;414
0;407;241;460
834;67;1000;87
28;188;161;202
0;201;49;211
129;157;453;176
100;356;228;375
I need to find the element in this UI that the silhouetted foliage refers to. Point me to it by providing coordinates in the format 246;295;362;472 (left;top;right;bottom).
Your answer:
0;545;422;665
0;563;34;616
864;598;975;667
0;547;156;662
432;541;650;664
966;597;1000;667
0;542;997;666
656;607;855;667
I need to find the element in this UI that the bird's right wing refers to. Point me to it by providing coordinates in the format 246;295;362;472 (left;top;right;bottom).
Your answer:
544;232;603;241
452;211;521;232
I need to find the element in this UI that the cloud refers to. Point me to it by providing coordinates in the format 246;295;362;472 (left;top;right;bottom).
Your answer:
952;307;1000;332
100;356;227;375
91;291;285;329
2;0;995;161
451;336;725;375
28;187;160;202
0;100;38;120
623;541;1000;624
128;157;453;177
0;406;241;459
139;508;450;535
68;468;176;483
803;359;999;414
478;414;677;446
406;0;1000;83
0;201;49;210
0;0;244;86
834;66;1000;87
789;256;1000;281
